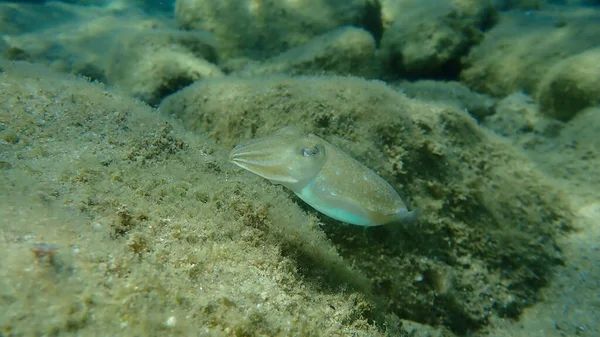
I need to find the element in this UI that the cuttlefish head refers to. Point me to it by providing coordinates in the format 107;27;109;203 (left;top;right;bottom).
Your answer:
229;127;327;191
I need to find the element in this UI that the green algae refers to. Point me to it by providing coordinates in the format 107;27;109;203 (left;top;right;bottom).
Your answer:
160;75;573;334
0;62;394;337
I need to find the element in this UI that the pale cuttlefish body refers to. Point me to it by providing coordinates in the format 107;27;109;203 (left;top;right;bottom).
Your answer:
229;127;418;227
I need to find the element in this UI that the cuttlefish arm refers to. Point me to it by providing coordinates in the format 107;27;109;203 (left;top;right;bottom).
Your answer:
229;127;418;227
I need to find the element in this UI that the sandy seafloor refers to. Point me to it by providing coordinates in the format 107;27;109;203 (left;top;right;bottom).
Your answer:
0;0;599;336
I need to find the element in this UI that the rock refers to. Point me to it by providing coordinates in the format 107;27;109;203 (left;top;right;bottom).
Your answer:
493;0;600;10
0;1;222;104
160;75;572;333
536;47;600;121
0;61;388;337
236;26;378;79
0;1;174;82
174;0;378;61
484;92;541;137
106;28;222;106
491;0;545;9
392;79;496;120
543;107;600;199
400;319;453;336
483;92;563;150
0;1;78;35
461;6;600;97
379;0;498;79
379;0;409;30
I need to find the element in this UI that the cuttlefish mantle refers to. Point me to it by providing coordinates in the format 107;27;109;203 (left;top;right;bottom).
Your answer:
229;127;418;227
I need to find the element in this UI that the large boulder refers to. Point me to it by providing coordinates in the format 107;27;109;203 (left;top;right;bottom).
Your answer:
536;47;600;121
461;6;600;98
0;1;174;82
160;75;572;333
234;26;379;79
174;0;379;61
379;0;498;79
392;79;496;120
0;62;393;337
105;28;222;106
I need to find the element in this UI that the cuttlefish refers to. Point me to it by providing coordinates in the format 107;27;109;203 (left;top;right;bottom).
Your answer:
229;127;418;226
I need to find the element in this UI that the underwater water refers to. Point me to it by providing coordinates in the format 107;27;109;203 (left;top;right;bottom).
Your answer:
0;0;598;336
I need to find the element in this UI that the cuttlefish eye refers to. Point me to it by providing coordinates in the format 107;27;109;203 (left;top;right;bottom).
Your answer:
301;146;320;158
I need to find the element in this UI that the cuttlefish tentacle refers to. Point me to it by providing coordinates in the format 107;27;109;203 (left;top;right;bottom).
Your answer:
229;127;418;227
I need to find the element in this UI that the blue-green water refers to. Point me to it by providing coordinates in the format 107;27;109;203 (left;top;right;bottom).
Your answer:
0;1;598;336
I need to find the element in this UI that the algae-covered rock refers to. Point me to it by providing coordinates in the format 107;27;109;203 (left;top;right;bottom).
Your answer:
525;106;600;202
461;7;600;97
1;1;223;106
160;75;572;333
235;26;379;79
0;1;81;35
106;28;223;106
492;0;545;9
174;0;379;61
494;0;600;9
0;62;395;337
379;0;498;79
536;47;600;121
482;92;563;149
392;79;496;120
0;0;173;82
